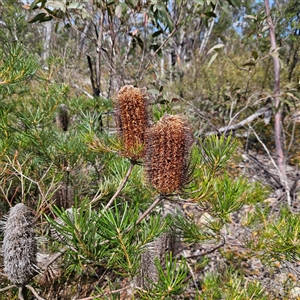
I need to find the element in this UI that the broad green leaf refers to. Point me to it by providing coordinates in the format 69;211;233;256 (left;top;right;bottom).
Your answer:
207;52;218;67
251;50;258;60
39;15;53;22
28;12;47;23
68;2;83;9
227;0;241;7
284;82;298;89
207;43;224;54
242;61;256;67
219;1;230;15
152;30;163;37
115;4;123;18
46;1;66;12
204;11;217;18
244;14;257;21
30;0;46;10
269;51;279;58
148;89;160;96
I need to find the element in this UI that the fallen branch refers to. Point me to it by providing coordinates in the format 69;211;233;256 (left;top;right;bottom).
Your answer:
246;154;282;188
72;84;94;99
78;286;130;300
206;107;272;136
0;285;16;292
25;285;45;300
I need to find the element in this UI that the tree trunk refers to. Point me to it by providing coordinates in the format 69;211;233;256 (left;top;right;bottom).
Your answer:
264;0;286;182
199;17;215;54
42;22;52;61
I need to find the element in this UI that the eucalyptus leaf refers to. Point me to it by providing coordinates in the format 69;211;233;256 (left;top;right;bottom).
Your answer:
207;52;218;67
207;43;225;54
68;2;83;9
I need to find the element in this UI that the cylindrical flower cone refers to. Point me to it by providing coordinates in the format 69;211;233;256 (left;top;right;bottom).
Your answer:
145;114;193;195
115;85;150;160
2;203;37;287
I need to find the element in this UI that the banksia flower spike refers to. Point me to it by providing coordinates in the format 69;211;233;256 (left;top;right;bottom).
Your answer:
115;85;150;160
2;203;37;287
145;114;193;195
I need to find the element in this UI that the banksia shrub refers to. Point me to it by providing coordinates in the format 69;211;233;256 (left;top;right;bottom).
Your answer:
2;203;37;287
145;114;193;195
115;85;149;160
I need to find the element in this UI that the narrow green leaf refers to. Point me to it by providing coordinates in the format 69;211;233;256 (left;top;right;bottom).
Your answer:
207;43;224;54
244;14;257;21
28;13;47;23
68;2;83;9
242;61;256;67
207;52;218;67
46;1;66;12
152;30;163;37
204;11;217;18
251;50;258;60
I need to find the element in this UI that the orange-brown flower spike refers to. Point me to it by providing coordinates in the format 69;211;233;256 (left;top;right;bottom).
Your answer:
115;85;149;160
145;114;193;195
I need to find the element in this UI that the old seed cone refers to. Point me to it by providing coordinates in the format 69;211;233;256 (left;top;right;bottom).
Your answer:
145;114;193;195
2;203;37;287
115;85;149;160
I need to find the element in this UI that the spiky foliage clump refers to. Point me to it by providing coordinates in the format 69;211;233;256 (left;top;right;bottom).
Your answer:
2;203;37;287
145;114;193;195
115;85;150;160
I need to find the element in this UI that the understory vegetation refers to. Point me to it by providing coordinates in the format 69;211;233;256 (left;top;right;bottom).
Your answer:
0;0;300;299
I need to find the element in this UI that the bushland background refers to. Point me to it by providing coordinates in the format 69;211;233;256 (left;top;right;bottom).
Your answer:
0;0;300;299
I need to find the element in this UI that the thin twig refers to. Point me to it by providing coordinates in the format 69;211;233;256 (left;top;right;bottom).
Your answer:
172;95;219;132
72;84;94;99
18;287;25;300
186;259;200;291
0;284;16;292
137;0;187;83
77;286;130;300
25;285;46;300
246;154;282;188
184;235;225;259
207;107;272;136
249;125;291;207
104;161;134;210
41;248;67;270
135;195;162;225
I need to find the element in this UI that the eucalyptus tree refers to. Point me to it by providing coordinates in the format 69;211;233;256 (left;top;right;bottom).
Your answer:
27;0;241;95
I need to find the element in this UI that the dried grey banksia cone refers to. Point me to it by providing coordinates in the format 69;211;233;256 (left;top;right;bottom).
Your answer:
54;103;69;131
2;203;38;287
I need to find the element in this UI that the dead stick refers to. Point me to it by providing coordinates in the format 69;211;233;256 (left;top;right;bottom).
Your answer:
104;161;134;211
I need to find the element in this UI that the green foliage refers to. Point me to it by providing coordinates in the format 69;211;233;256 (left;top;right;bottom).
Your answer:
0;42;37;88
200;134;237;174
201;267;267;300
138;253;189;299
0;0;299;296
245;207;300;262
174;212;223;244
47;200;169;278
210;175;250;221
